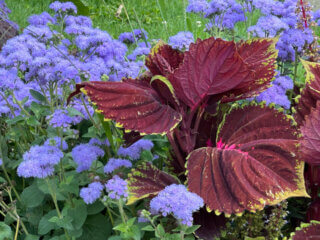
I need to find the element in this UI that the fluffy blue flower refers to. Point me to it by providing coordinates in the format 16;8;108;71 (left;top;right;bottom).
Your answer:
44;137;68;151
28;12;55;26
105;175;128;200
186;0;209;14
254;75;293;109
168;31;194;51
118;29;148;44
80;182;104;204
88;138;110;147
104;158;132;174
117;139;154;160
71;143;105;172
47;109;74;128
17;145;63;178
248;16;288;37
49;1;77;14
0;158;2;166
150;184;204;226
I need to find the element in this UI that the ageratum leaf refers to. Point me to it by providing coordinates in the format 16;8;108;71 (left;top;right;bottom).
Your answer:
71;80;182;135
290;220;320;240
146;41;184;76
300;101;320;165
294;60;320;126
127;162;178;205
187;104;308;216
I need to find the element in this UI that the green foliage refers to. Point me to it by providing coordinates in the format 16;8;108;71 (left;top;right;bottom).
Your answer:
0;222;13;240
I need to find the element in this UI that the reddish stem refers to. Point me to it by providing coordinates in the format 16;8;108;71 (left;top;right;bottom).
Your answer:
300;0;308;29
166;132;185;170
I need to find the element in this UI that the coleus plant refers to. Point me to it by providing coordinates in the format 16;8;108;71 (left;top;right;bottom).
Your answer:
69;37;309;236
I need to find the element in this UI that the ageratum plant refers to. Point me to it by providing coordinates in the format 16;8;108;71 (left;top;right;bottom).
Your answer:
70;37;309;235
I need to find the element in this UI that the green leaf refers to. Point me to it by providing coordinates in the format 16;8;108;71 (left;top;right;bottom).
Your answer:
5;115;24;125
49;216;74;230
37;178;66;200
64;199;87;230
21;183;45;208
185;225;201;235
108;237;122;240
113;222;127;233
86;201;105;215
78;214;112;240
25;235;40;240
141;225;154;232
0;222;13;240
26;116;41;126
29;89;47;103
38;210;57;235
156;224;165;238
244;237;265;240
67;107;85;118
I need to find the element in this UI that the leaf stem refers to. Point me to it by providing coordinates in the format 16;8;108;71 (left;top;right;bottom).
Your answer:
14;216;20;240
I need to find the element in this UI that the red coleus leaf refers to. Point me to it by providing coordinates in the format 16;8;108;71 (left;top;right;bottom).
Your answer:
294;60;320;126
187;104;308;216
146;41;184;76
290;221;320;240
72;80;182;135
193;208;227;240
127;162;179;204
218;38;278;103
300;101;320;165
170;37;277;109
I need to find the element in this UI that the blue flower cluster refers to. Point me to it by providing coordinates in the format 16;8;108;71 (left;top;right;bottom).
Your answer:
80;181;104;204
254;74;294;109
117;139;154;160
17;144;63;178
105;175;128;200
0;0;19;30
249;0;314;61
314;9;320;26
150;184;204;226
44;136;68;151
168;31;194;51
0;1;147;117
71;142;105;172
118;29;148;44
186;0;246;30
104;158;132;174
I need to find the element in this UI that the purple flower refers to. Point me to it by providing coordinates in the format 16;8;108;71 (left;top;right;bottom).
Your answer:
17;145;63;178
248;16;288;37
118;29;148;44
150;184;204;226
49;1;77;14
71;143;105;172
88;138;110;147
186;0;209;14
168;31;194;51
105;175;128;200
117;139;154;160
44;137;68;151
254;75;293;109
80;182;104;204
0;158;2;166
104;158;132;174
28;12;55;26
47;109;74;128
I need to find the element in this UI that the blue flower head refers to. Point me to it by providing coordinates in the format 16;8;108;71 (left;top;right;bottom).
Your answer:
150;184;204;226
105;175;128;200
80;181;104;204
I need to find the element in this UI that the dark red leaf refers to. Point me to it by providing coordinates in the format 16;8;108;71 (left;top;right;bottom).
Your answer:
300;101;320;165
187;104;308;215
307;198;320;221
74;81;182;135
294;60;320;126
170;37;277;109
218;38;278;103
193;208;227;240
290;221;320;239
146;41;184;76
127;162;179;204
